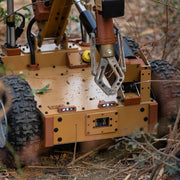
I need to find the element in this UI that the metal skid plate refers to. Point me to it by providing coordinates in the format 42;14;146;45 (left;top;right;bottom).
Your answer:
85;111;118;136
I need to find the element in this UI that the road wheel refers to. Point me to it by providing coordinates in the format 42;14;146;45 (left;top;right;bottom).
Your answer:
150;60;180;137
0;75;43;166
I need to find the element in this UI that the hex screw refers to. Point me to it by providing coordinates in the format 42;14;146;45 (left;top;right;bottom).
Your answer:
58;117;62;122
58;137;62;142
54;128;58;132
144;117;148;121
140;108;145;112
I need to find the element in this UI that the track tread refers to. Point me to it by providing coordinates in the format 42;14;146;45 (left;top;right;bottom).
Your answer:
150;60;180;136
1;75;42;152
124;37;140;52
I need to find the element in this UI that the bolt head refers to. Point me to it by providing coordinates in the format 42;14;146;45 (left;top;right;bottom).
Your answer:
105;49;113;56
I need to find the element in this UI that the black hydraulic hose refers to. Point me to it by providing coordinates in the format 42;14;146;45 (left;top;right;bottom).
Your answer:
80;22;84;42
27;17;36;65
15;12;25;29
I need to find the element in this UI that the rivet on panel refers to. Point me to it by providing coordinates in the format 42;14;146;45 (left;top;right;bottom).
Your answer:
54;128;58;132
140;108;145;112
58;117;62;122
144;117;148;122
58;137;62;142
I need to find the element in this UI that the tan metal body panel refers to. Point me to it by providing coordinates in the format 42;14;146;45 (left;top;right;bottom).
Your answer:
26;66;118;113
140;69;151;101
53;103;150;145
1;42;157;147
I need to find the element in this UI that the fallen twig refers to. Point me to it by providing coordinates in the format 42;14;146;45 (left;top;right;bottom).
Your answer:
67;142;109;166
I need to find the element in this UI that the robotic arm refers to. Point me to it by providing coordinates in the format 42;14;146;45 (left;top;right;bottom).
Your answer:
5;0;126;95
75;0;126;95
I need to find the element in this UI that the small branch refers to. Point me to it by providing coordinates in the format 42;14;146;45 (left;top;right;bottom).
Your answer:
151;0;180;11
67;142;109;166
162;0;169;60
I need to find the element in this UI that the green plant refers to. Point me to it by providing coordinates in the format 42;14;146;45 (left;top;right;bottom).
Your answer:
69;14;79;23
0;0;6;20
0;0;32;23
32;84;50;94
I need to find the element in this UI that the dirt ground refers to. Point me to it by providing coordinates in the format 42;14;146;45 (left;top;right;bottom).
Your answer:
0;0;180;179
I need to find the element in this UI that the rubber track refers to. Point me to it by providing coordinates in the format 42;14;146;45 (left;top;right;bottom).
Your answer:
150;60;180;99
124;37;140;52
1;75;42;152
150;60;180;136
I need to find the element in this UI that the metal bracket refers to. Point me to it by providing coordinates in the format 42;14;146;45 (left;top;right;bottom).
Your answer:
95;57;125;95
117;30;126;72
90;33;97;76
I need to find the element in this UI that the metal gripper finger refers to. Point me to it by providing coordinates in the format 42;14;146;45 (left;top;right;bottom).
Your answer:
95;57;125;95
